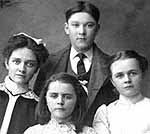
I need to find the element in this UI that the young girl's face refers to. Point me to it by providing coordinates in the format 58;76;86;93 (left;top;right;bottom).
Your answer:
110;58;143;98
46;81;77;122
5;47;38;85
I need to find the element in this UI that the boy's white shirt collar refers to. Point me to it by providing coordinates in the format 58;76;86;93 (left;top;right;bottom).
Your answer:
70;46;93;74
70;46;93;62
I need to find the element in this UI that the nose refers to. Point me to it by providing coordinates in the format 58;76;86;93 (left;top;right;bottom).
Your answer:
19;63;26;74
79;25;86;35
57;95;64;105
124;74;131;83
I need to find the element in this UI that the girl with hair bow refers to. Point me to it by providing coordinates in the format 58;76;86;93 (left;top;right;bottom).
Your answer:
0;33;49;134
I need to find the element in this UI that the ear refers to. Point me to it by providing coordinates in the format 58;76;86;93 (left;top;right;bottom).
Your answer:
64;22;69;35
95;23;100;34
4;59;9;70
34;67;40;74
110;78;116;87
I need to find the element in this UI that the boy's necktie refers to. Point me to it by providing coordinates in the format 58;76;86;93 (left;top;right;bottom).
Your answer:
77;53;86;75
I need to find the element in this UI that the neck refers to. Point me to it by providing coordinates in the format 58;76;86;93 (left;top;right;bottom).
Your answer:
51;116;72;124
5;76;28;95
9;77;28;87
73;44;94;53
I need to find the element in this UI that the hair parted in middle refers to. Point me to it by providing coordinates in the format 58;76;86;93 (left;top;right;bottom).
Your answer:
2;33;49;68
35;72;88;133
108;50;149;77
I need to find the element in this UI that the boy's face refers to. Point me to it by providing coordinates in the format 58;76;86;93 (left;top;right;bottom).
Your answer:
65;12;99;52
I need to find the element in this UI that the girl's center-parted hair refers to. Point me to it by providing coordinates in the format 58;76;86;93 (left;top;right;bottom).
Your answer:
108;50;149;77
35;72;88;133
2;34;49;68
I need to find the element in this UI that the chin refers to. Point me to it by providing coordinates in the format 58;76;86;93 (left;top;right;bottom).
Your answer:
55;113;69;119
55;116;67;121
15;80;26;85
78;46;91;52
125;92;140;97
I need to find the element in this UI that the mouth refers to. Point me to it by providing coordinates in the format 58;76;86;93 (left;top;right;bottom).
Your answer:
55;108;65;111
77;37;86;40
124;85;134;89
16;74;25;78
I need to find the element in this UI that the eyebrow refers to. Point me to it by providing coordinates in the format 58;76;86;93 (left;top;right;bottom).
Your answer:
48;92;74;96
70;20;96;23
11;57;37;61
114;69;139;74
26;60;37;62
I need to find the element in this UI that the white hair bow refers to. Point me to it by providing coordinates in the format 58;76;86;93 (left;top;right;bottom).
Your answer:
13;32;46;46
79;80;88;94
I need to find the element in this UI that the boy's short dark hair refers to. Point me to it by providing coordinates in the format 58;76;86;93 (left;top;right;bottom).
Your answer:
65;1;100;23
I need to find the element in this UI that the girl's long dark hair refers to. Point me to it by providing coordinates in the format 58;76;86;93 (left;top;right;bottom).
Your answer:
35;72;88;133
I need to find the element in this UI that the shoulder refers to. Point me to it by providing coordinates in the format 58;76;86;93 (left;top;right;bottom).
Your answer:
93;44;111;70
143;97;150;102
93;104;108;128
22;90;39;102
94;101;118;120
24;124;44;134
80;126;97;134
48;45;70;60
0;82;6;91
51;44;71;55
93;44;110;59
41;45;71;68
94;104;108;119
107;100;119;109
96;104;107;112
140;97;150;106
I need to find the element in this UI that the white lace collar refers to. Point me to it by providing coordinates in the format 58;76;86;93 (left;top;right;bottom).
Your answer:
44;118;76;134
3;76;39;101
4;76;28;95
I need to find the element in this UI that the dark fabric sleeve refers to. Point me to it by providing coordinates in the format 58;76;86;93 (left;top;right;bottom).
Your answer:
83;78;119;126
7;97;38;134
0;91;9;127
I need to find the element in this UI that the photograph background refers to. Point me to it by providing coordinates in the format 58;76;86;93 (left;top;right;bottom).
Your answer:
0;0;150;96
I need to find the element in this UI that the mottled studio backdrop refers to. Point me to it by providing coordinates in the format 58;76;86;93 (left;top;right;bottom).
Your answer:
0;0;150;96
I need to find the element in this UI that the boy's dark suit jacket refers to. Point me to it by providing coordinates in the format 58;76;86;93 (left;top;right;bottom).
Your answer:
34;43;118;126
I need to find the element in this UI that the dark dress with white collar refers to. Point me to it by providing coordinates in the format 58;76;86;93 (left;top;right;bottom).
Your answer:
0;76;38;134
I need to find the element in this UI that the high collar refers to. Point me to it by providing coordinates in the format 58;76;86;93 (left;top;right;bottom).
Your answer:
4;76;29;96
70;46;93;62
118;94;145;107
48;118;76;131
